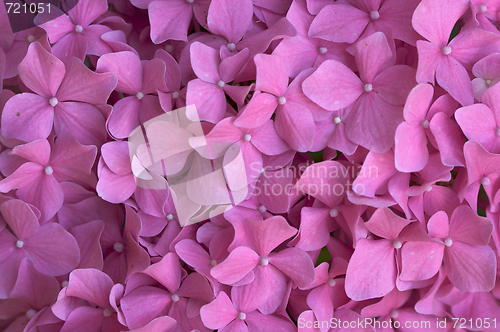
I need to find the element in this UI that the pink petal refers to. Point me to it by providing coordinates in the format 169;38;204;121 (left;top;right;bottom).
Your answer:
254;54;289;97
308;4;369;44
59;306;105;332
11;139;50;169
144;253;181;294
190;42;221;84
148;0;192;43
249;120;290;156
51;33;88;64
107;97;141;139
400;241;444;281
445;241;496;292
70;220;104;270
435;55;474;107
207;0;253;43
69;0;108;27
302;60;363;111
186;79;226;123
25;223;80;276
1;199;40;240
96;165;136;204
394;122;428;172
18;42;65;98
415;40;442;84
373;65;416;106
244;216;297;256
429;112;466;167
269;247;315;288
101;141;132;175
275;102;315;152
220;48;250;83
403;83;434;124
427;210;449;239
365;207;412;240
449;205;493;246
412;0;469;45
96;51;142;95
450;28;500;70
66;268;114;308
345;239;396;301
355;32;393;83
210;246;259;285
455;104;498;151
1;93;54;142
57;57;117;105
200;291;237;330
121;286;171;330
233;92;278;129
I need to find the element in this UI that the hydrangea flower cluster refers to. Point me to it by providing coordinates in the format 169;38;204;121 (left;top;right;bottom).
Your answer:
1;0;500;331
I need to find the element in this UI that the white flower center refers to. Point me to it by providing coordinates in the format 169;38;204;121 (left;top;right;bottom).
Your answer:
103;308;112;317
16;240;24;248
442;46;452;55
478;4;487;13
238;312;246;320
165;44;174;53
75;25;83;33
113;242;125;253
171;294;180;302
422;120;430;128
391;310;399;319
172;91;180;99
136;92;144;100
364;84;373;92
210;259;217;267
318;47;327;55
27;35;35;43
61;281;69;288
334;116;342;124
278;96;286;105
26;309;37;319
49;97;58;107
258;205;267;213
328;278;336;287
217;81;225;88
167;214;174;221
330;208;338;217
243;133;252;142
393;239;402;249
45;166;53;175
486;79;492;85
260;257;269;266
370;11;380;20
227;43;236;52
481;176;491;186
444;237;453;247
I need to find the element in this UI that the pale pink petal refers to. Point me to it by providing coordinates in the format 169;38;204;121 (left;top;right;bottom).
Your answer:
1;199;40;240
355;32;393;83
233;93;278;129
394;122;428;172
254;54;289;97
427;210;449;239
190;42;221;84
149;0;192;43
66;268;114;308
207;0;253;43
200;291;237;330
244;216;297;256
415;40;442;84
186;79;226;123
449;205;493;246
210;246;259;285
436;56;474;107
96;51;142;95
400;241;444;281
269;247;315;288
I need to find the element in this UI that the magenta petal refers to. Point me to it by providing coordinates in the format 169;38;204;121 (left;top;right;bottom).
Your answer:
455;104;498;151
436;56;474;106
101;141;132;175
190;42;221;84
148;0;192;43
121;286;171;330
412;0;469;45
210;246;259;285
107;97;141;139
302;60;363;111
345;239;396;301
233;93;278;129
373;65;416;106
244;216;297;256
345;93;402;153
269;247;315;288
403;83;434;124
394;122;428;172
57;57;117;105
96;165;136;204
449;205;493;246
308;4;369;44
12;139;51;166
66;268;114;308
144;253;181;294
245;311;296;332
400;241;444;281
25;223;79;276
96;51;142;95
429;112;466;167
1;93;54;142
70;220;104;270
415;40;442;84
444;241;496;292
18;42;65;98
59;306;106;332
207;0;253;43
365;208;412;240
128;316;177;332
200;291;237;330
1;199;40;240
254;54;289;97
54;102;107;146
427;210;449;239
186;79;226;123
355;32;393;83
220;48;250;83
275;102;315;152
